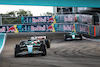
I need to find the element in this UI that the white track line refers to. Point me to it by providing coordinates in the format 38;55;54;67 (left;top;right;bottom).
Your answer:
0;33;6;54
83;36;100;42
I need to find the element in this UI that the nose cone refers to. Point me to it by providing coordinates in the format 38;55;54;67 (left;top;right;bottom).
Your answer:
27;45;33;53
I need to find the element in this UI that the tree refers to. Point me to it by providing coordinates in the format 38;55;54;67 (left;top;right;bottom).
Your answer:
41;12;54;16
17;9;33;17
2;9;33;24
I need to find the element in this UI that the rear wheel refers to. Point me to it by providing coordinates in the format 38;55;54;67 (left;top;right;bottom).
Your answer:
20;41;25;45
45;39;50;48
15;44;20;57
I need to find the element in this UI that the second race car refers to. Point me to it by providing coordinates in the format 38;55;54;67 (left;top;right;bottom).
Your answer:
64;32;82;41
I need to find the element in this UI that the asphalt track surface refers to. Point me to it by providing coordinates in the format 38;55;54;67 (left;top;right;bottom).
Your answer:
0;32;100;67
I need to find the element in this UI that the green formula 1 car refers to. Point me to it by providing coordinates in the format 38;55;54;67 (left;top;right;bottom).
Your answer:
64;32;82;41
14;36;50;57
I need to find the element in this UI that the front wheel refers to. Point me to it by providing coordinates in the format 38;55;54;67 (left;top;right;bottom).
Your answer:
40;44;47;56
79;34;82;40
64;34;67;41
41;50;47;56
15;44;20;57
80;36;82;40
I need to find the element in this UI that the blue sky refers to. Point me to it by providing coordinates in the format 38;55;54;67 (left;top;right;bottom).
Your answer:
0;5;53;16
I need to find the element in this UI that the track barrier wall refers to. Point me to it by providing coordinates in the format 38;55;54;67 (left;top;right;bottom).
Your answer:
0;14;100;36
0;23;99;36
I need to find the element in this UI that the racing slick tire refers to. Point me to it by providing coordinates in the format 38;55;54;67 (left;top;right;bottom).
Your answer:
42;50;46;56
64;34;72;41
40;43;47;56
20;41;25;45
45;39;50;48
15;44;20;57
64;34;67;41
79;34;82;40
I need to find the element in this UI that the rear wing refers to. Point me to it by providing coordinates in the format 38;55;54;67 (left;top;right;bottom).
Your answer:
20;40;28;42
34;36;47;39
